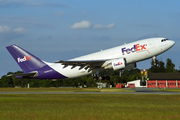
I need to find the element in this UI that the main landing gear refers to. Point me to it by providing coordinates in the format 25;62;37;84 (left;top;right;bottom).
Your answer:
92;70;110;81
153;56;156;66
153;56;159;66
93;75;110;81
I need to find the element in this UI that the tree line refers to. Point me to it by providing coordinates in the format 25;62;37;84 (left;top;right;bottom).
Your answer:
0;58;179;87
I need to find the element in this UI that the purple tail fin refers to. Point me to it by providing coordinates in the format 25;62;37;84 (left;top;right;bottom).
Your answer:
6;44;46;72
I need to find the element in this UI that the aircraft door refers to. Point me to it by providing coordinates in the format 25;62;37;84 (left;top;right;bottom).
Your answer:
146;39;157;57
148;40;155;48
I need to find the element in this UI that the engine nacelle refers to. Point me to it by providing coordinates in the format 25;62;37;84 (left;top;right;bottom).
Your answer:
104;58;127;70
112;58;126;70
104;58;136;70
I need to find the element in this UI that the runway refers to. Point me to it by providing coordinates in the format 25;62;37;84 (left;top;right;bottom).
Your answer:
0;91;180;94
0;87;180;94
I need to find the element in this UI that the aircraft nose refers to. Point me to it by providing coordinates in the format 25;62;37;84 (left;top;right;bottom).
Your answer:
170;40;175;47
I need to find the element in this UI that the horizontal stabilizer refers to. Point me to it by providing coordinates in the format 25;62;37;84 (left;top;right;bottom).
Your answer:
7;71;38;77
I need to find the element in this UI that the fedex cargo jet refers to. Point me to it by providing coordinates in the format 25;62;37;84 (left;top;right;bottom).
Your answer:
6;37;175;79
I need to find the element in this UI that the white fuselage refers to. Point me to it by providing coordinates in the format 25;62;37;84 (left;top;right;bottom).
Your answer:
46;37;175;79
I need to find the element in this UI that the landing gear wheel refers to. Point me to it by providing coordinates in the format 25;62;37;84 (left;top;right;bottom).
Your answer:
93;77;98;81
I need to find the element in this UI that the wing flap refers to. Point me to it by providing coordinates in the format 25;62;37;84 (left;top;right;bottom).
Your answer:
55;60;107;69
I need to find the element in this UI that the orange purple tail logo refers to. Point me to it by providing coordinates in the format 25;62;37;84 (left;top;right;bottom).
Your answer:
17;56;31;63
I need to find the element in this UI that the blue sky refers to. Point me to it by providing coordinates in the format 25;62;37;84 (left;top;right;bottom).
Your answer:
0;0;180;77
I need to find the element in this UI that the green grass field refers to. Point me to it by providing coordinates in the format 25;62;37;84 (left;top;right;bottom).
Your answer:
0;90;180;120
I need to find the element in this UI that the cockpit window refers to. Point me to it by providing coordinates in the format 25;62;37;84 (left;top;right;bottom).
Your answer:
161;38;169;42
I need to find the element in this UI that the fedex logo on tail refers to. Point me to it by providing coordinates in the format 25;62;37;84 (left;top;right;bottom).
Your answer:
121;44;147;55
17;56;31;63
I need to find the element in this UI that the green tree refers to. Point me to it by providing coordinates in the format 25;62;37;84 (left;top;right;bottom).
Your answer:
86;76;95;87
0;75;14;87
166;58;175;73
148;59;159;73
148;59;166;73
157;61;166;72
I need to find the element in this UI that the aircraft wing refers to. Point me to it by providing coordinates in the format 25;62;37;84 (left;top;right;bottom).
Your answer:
55;58;136;71
54;60;107;69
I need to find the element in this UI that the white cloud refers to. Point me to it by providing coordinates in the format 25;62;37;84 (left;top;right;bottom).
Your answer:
0;0;68;7
93;23;115;29
71;21;115;29
0;26;25;42
106;23;115;28
81;11;87;15
54;11;65;16
93;24;103;29
71;20;91;29
0;0;38;6
0;26;10;33
14;27;26;33
0;26;26;34
56;11;65;16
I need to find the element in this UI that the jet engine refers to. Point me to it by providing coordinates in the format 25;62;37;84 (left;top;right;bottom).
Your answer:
104;58;126;70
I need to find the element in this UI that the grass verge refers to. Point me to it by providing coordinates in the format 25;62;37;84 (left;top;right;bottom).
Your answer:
0;94;180;120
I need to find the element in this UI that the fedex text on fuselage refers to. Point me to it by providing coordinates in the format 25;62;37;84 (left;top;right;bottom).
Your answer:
121;44;147;55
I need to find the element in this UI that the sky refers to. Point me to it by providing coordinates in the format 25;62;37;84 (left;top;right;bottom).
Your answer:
0;0;180;77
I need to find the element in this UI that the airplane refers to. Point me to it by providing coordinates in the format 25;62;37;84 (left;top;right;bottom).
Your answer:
6;37;175;80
